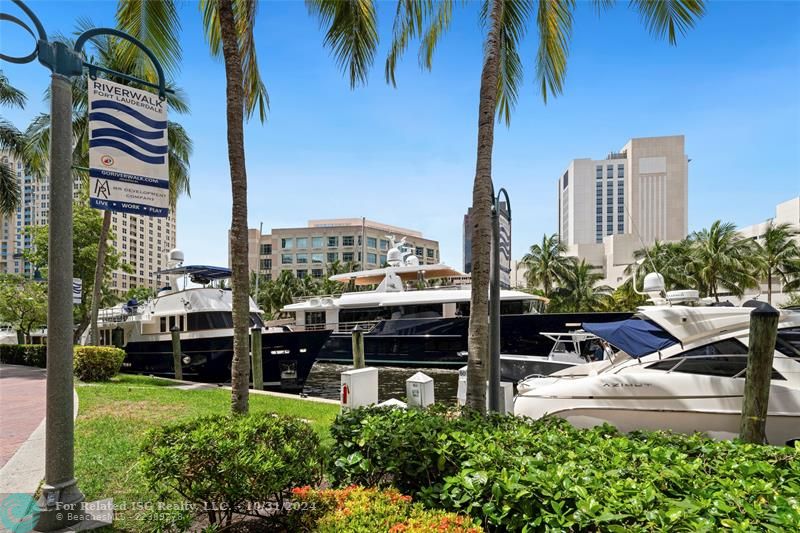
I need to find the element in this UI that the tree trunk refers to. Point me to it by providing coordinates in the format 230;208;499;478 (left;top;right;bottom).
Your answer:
89;210;112;345
218;0;251;415
766;269;772;305
466;0;504;413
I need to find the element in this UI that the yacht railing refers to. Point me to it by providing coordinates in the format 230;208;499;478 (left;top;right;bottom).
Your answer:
287;320;381;333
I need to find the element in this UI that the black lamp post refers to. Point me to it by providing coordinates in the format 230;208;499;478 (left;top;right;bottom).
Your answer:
489;186;511;413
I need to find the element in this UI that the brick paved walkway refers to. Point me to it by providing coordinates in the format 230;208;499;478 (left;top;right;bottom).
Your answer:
0;364;47;468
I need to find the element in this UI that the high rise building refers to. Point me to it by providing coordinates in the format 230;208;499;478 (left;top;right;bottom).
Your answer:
240;218;441;280
1;151;176;293
556;135;688;286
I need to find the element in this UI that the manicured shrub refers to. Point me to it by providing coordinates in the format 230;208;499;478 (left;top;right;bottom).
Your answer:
0;344;46;367
330;407;800;532
73;346;126;381
292;485;482;532
140;413;323;527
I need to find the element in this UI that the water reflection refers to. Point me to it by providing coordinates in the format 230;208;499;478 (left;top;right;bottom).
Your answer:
303;362;460;403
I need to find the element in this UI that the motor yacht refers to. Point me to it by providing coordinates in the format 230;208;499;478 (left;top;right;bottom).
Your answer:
514;275;800;445
89;250;331;391
282;236;628;379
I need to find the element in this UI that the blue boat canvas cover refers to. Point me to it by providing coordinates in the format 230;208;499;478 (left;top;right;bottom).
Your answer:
582;318;679;358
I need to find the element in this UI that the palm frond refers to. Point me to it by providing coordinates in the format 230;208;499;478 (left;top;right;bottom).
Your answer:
200;0;269;122
0;160;21;216
419;0;454;72
495;0;533;125
0;72;27;109
385;0;431;86
115;0;182;81
307;0;379;89
536;0;574;104
629;0;706;46
0;118;27;158
23;113;51;179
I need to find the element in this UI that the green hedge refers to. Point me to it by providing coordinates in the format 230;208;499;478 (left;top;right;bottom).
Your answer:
291;486;482;532
330;407;800;532
0;344;46;367
140;413;323;527
73;346;125;381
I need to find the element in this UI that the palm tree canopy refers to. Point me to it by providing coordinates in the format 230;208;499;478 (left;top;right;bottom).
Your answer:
520;233;573;296
549;259;612;312
690;220;758;298
0;72;28;214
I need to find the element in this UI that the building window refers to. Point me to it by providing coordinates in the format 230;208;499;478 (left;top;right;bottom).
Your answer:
281;238;293;249
260;243;271;255
606;224;613;233
367;237;377;249
596;207;602;215
617;164;624;178
296;269;307;279
343;236;354;246
327;252;338;263
296;253;308;264
607;206;613;214
426;248;434;258
296;237;308;249
260;259;271;270
367;252;377;264
311;268;323;278
379;254;387;265
312;237;323;248
606;165;613;178
618;214;624;223
281;253;292;265
342;252;354;262
379;239;389;250
618;206;624;213
357;235;362;246
327;236;338;247
415;247;423;257
596;165;602;179
596;215;603;223
618;224;625;233
311;253;323;263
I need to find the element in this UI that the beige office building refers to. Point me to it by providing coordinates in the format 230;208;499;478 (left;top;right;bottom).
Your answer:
556;135;689;287
1;151;175;293
240;218;440;280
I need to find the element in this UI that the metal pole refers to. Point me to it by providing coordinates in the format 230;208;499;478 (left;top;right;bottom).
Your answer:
250;326;263;390
488;202;501;413
170;326;182;381
36;68;84;531
254;221;262;300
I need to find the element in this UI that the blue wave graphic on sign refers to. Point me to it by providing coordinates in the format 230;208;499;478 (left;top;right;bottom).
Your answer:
91;100;167;129
89;99;167;165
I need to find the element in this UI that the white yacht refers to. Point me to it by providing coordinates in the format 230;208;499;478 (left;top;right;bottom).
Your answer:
282;237;628;380
514;275;800;445
90;251;331;390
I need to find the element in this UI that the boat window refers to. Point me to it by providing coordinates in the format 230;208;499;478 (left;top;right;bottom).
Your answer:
339;307;391;324
305;311;326;331
647;339;785;379
500;300;538;315
160;316;167;333
776;327;800;359
187;311;234;331
456;302;470;317
249;313;265;328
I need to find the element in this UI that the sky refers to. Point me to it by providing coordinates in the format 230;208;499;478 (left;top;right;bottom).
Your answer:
2;0;799;269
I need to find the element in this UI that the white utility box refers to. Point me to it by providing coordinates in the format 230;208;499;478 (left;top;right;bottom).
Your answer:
406;372;435;408
456;364;514;413
341;367;378;410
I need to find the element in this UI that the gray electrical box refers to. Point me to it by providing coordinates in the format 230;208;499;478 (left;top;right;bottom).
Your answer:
406;371;435;408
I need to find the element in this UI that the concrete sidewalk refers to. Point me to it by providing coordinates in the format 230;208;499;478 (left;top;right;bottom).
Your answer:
0;364;79;496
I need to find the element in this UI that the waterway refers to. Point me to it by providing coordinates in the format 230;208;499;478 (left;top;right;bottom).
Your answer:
303;362;461;403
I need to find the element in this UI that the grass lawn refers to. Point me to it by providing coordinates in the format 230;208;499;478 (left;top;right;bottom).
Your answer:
74;375;340;532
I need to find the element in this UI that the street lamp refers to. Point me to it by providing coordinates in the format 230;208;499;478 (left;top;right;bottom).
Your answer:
489;186;511;413
1;1;170;529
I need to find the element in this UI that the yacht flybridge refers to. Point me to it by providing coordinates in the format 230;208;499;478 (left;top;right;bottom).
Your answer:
282;237;629;376
514;274;800;445
90;250;331;391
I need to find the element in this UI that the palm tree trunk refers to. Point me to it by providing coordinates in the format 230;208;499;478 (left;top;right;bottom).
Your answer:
466;0;504;413
766;269;772;305
218;0;251;415
89;209;112;345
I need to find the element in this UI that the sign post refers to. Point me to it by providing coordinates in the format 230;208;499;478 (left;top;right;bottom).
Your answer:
1;2;172;529
489;187;511;413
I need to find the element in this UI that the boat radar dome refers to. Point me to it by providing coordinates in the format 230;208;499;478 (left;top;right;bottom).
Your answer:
168;248;185;265
643;272;665;294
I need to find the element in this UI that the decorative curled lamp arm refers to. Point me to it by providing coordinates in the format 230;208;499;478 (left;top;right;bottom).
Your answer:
496;187;511;222
0;0;46;64
74;27;171;99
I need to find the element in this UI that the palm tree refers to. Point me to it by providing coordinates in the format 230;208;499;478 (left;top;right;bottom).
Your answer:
24;24;192;346
118;0;268;414
753;221;800;304
310;0;705;411
690;220;758;301
549;259;612;312
520;233;572;298
626;239;695;292
0;72;27;215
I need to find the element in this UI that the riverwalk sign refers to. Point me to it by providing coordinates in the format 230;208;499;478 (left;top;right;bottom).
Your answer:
88;78;169;217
